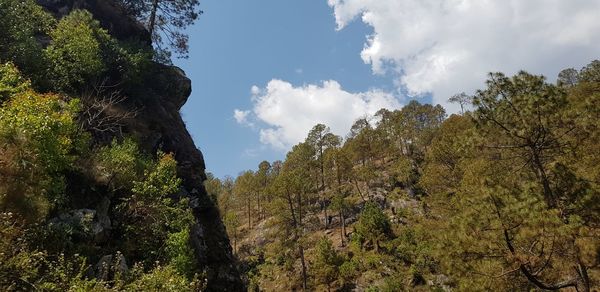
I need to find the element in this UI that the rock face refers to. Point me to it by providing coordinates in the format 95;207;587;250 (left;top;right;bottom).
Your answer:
130;61;244;292
36;0;243;290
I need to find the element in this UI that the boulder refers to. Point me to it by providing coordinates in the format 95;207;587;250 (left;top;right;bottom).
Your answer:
95;252;128;281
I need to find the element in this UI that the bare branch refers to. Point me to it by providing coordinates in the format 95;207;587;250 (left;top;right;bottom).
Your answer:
79;80;139;141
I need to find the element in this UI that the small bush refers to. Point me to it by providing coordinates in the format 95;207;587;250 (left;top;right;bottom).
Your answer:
355;202;391;251
44;10;109;92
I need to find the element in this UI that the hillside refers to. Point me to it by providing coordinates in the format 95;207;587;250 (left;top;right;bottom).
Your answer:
208;63;600;291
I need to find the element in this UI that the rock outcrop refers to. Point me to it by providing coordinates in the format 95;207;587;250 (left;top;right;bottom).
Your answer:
36;0;243;290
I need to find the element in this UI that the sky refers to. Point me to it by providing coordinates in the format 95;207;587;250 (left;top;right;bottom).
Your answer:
174;0;600;179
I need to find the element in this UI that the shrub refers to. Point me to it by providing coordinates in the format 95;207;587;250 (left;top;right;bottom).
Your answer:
165;227;198;279
44;10;109;92
338;259;359;283
0;0;54;78
125;265;202;292
93;138;149;191
355;202;391;251
313;237;343;289
124;153;196;272
0;84;82;220
132;152;182;198
0;62;30;102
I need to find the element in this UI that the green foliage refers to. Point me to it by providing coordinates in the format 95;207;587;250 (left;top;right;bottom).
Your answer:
2;1;151;93
0;91;80;173
0;213;106;291
0;62;30;102
0;0;54;77
389;156;413;186
35;253;93;291
223;211;240;251
119;0;202;62
165;227;198;279
44;10;109;92
0;212;44;290
420;114;473;196
330;193;350;214
355;202;391;251
578;60;600;83
557;68;579;87
125;153;197;276
132;152;182;198
0;3;201;291
416;63;600;290
215;61;600;291
125;265;202;292
379;276;407;292
473;71;574;209
338;259;359;283
204;172;222;203
0;81;82;220
94;138;149;191
313;237;343;289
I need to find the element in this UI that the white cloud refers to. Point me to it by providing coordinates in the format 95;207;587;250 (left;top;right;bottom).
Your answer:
233;109;251;125
241;79;400;150
250;85;261;95
242;148;260;158
328;0;600;109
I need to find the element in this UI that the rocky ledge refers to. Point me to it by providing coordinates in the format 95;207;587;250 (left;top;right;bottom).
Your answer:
36;0;243;290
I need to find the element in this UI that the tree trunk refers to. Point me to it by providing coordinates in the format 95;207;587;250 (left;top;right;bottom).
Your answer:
148;0;159;37
324;203;329;229
340;210;346;247
247;199;251;229
320;145;325;191
298;191;303;225
257;193;261;221
352;179;367;202
531;149;555;208
575;261;591;292
285;188;307;291
299;245;308;291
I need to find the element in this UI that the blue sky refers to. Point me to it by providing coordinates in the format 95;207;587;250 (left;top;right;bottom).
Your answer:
175;0;394;178
175;0;600;178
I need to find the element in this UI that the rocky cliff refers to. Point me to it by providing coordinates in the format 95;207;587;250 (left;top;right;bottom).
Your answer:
36;0;243;290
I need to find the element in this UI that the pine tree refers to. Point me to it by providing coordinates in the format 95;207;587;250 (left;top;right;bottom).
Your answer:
119;0;202;61
313;237;343;291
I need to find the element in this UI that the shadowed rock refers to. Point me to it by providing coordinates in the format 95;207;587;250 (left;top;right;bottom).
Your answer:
36;0;244;289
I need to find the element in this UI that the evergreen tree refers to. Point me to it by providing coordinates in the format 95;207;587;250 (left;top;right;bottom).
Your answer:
355;202;391;252
313;237;343;291
120;0;202;61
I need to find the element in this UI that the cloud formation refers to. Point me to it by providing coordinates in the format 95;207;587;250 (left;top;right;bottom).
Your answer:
327;0;600;108
233;109;250;124
236;1;600;151
235;79;400;150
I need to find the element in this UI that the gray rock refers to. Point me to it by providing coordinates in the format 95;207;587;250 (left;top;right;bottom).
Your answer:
427;274;452;291
96;197;111;230
50;206;111;242
95;252;128;281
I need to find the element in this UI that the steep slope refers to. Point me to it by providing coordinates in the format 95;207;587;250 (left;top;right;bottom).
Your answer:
35;0;243;289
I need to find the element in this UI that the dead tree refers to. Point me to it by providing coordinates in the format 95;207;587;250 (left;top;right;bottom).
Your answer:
79;81;138;143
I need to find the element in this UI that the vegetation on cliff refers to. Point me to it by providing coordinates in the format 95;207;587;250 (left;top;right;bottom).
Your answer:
0;0;239;290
